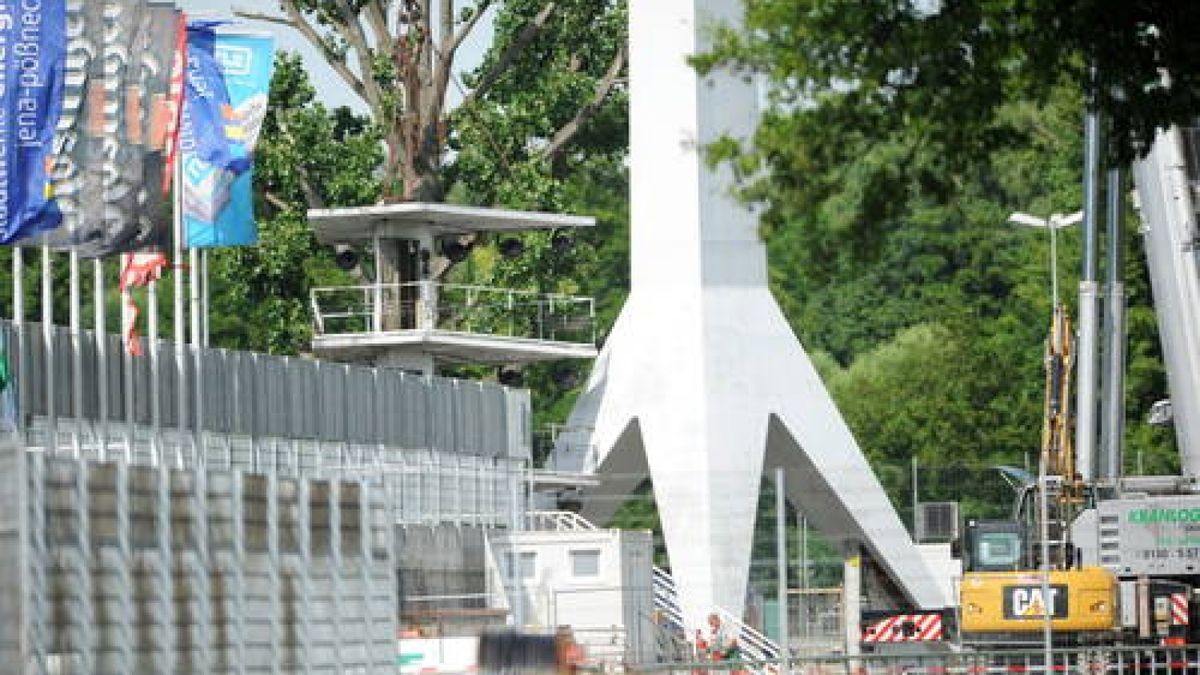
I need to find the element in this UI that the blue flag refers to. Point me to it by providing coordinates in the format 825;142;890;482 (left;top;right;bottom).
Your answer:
181;21;251;174
182;29;274;248
0;0;66;243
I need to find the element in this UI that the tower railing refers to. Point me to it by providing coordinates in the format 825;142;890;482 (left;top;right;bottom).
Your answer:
310;281;596;346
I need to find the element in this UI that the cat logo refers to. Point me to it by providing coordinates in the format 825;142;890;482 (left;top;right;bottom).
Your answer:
1003;585;1068;619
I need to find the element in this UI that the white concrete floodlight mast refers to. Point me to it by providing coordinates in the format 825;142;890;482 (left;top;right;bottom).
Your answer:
554;0;948;631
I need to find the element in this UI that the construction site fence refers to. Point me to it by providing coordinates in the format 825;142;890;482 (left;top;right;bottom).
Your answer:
4;318;529;458
0;441;397;674
614;645;1200;675
21;419;528;529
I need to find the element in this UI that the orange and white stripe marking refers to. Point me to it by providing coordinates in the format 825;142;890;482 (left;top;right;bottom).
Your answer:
1171;592;1189;626
861;613;944;643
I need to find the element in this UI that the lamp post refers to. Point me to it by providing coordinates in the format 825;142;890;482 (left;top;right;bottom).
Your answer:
1006;209;1082;672
1007;211;1083;310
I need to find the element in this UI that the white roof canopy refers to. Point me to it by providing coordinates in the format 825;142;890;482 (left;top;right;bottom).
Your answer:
308;202;595;244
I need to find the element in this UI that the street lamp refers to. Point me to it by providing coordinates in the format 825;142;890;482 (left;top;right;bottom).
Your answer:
1007;211;1083;310
1006;209;1082;673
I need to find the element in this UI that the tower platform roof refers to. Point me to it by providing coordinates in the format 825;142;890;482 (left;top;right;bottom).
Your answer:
311;330;597;366
309;202;595;244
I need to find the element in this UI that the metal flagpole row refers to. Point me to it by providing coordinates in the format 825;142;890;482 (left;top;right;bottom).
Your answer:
191;246;204;466
175;156;188;468
202;249;210;347
69;250;82;457
13;248;24;436
150;278;162;463
121;254;134;464
42;246;55;452
95;259;108;462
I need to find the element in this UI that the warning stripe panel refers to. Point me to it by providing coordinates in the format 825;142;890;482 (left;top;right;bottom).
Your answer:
861;615;901;642
861;613;944;642
1171;592;1189;626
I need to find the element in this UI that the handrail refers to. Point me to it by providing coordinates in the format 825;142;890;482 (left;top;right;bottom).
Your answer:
527;510;600;532
310;281;596;345
652;567;780;663
311;281;594;306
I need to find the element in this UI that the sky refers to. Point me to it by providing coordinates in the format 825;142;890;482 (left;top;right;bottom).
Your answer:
177;0;496;112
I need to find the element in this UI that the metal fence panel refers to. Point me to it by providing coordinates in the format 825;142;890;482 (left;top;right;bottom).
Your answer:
6;319;524;459
2;442;397;673
429;378;455;453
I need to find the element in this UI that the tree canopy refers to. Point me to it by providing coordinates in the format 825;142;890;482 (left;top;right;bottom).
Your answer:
700;0;1200;162
700;0;1183;490
244;1;626;203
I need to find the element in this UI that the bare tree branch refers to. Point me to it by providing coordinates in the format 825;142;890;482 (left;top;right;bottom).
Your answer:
331;0;386;110
451;0;493;52
540;45;626;161
363;0;392;55
460;2;556;108
231;9;292;27
263;190;291;212
237;4;371;104
429;0;457;124
420;0;434;89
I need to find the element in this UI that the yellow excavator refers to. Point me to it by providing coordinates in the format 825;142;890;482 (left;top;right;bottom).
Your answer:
867;125;1200;648
957;305;1119;645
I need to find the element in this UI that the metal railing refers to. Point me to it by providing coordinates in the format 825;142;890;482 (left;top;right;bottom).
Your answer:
651;567;781;664
311;281;596;345
610;644;1200;674
24;417;528;529
791;587;845;654
528;509;599;532
4;319;525;456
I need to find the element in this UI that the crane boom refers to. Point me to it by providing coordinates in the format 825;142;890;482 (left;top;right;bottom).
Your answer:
1132;125;1200;475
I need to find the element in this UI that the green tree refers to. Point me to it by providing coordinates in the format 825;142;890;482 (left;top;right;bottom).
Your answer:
241;1;626;203
441;0;629;442
207;54;381;354
229;1;628;369
697;0;1183;518
700;0;1200;161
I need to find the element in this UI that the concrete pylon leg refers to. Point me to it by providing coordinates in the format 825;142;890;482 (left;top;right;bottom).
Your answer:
640;395;767;629
843;546;862;657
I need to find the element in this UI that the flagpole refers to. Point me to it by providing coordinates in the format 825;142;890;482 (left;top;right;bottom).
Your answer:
69;250;82;457
201;249;209;347
189;246;202;463
42;245;56;452
120;254;134;463
94;259;108;462
189;245;205;470
149;277;161;465
174;150;187;468
13;248;23;437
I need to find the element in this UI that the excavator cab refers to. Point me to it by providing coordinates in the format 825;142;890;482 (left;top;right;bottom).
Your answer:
962;519;1029;573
